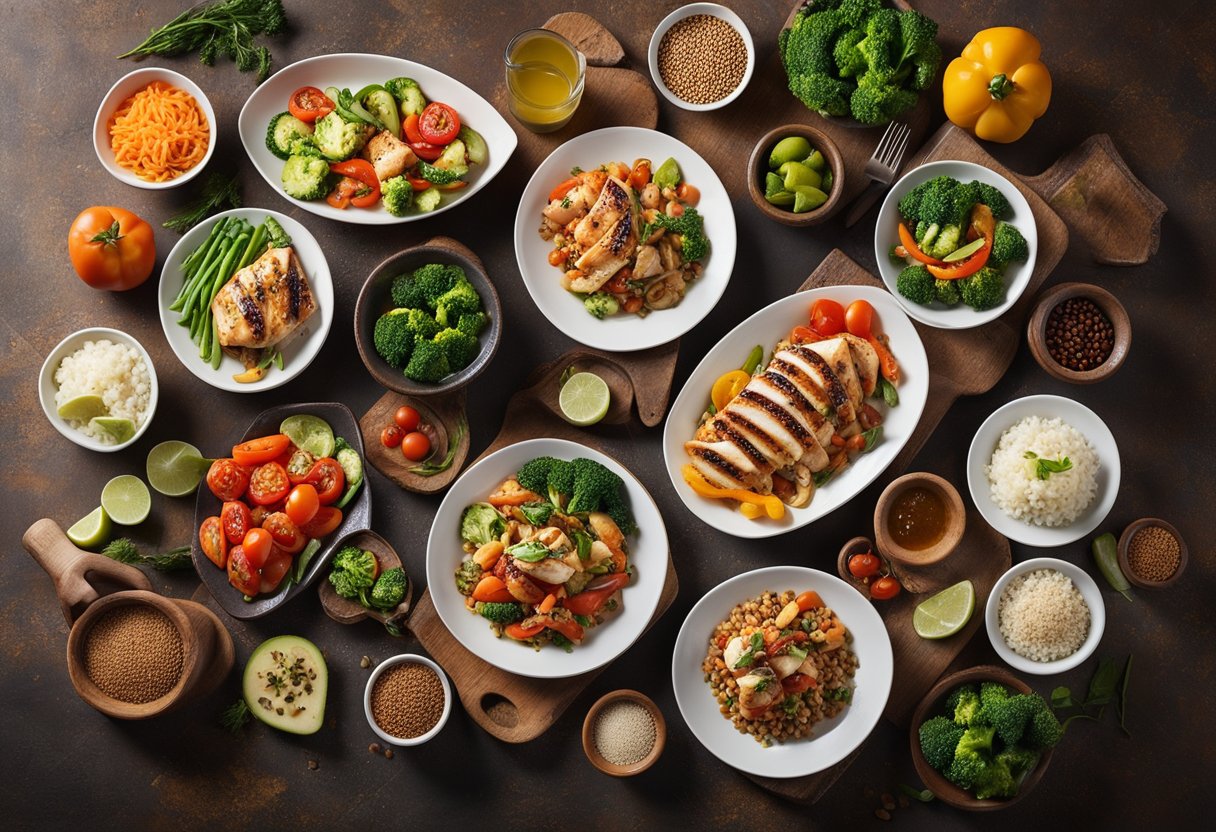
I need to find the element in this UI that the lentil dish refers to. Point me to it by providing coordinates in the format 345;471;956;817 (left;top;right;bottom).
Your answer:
702;589;858;747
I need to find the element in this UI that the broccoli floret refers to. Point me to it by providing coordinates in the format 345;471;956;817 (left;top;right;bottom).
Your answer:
434;279;483;327
288;135;322;158
946;724;995;790
641;207;708;261
899;175;972;228
959;267;1006;311
547;459;576;506
926;224;962;258
460;502;506;547
329;546;377;601
280;155;331;201
990;223;1029;267
973;756;1018;800
836;0;882;28
603;489;637;536
404;307;441;340
373;309;415;368
456;311;488;336
781;7;845;79
434;327;479;371
789;71;854;117
516;457;559;496
949;685;983;726
1025;704;1064;750
369;567;407;610
833;28;867;77
935;278;961;306
475;601;525;625
381;176;414;217
583;292;620;319
919;715;966;772
454;560;483;596
567;458;625;515
895;10;941;91
855;8;901;77
979;681;1010;710
978;692;1039;748
973;182;1013;219
389;273;426;309
996;745;1041;780
896;264;936;305
312;111;371;161
850;69;919;124
404;338;451;383
414;263;464;307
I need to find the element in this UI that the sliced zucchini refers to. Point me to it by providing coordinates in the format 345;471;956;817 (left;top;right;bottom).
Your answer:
433;139;468;178
414;187;442;213
459;127;488;165
362;89;401;139
266;112;314;160
418;160;463;186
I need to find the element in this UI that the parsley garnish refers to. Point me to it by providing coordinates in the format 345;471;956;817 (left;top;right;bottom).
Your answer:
1024;451;1073;480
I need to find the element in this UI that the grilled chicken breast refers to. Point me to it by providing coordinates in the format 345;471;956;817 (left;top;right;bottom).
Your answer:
361;130;417;182
212;247;316;350
573;175;632;249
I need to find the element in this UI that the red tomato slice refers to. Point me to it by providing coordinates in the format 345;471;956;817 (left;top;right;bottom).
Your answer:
285;483;320;526
782;673;817;694
206;459;251;502
288;86;334;123
325;176;360;210
299;506;342;538
302;458;345;505
220;501;253;545
418;102;461;145
259;546;294;594
790;324;822;344
262;512;306;555
564;572;630;616
232;434;292;467
329;159;381;208
227;545;260;596
199;516;228;570
285;448;317;484
409;141;444;161
242;527;274;570
247;462;290;506
403;113;425;144
809;299;846;336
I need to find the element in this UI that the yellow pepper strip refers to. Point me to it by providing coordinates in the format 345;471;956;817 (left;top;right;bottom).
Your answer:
232;366;266;384
710;370;751;412
681;465;785;520
943;27;1052;143
739;502;765;520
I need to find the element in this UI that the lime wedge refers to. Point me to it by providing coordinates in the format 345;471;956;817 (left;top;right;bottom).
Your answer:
57;394;107;421
147;440;212;497
100;475;152;526
90;417;136;444
280;414;335;458
559;372;611;426
913;580;975;639
67;506;112;549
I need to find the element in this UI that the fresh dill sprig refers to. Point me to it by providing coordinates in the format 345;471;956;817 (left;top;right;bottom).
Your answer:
220;699;252;734
101;538;194;572
163;172;243;233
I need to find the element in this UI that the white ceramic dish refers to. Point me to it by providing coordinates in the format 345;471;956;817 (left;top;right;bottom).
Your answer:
647;3;756;112
672;566;893;779
874;160;1038;329
662;285;928;539
966;394;1120;547
38;327;159;453
93;67;216;190
985;557;1106;675
425;438;669;679
156;208;333;393
514;126;736;352
364;654;452;746
238;53;517;225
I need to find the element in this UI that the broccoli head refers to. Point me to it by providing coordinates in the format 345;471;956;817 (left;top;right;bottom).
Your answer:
390;272;427;309
566;458;625;515
855;8;901;78
476;601;525;625
373;309;415;368
947;724;996;789
995;745;1040;780
833;28;867;78
979;681;1010;711
456;311;488;336
329;546;377;600
583;292;620;319
972;182;1013;219
946;753;987;791
959;267;1006;311
895;10;941;91
973;756;1017;800
1025;705;1064;750
948;684;983;726
603;489;637;536
978;692;1038;747
990;222;1029;267
836;0;882;28
434;279;483;327
312;111;372;161
403;307;442;341
369;567;407;610
935;277;961;306
381;176;414;217
434;327;479;371
516;457;558;496
919;715;966;772
460;502;506;547
789;71;854;117
412;263;465;308
454;559;483;596
404;338;451;383
896;264;936;305
642;207;708;261
899;175;973;228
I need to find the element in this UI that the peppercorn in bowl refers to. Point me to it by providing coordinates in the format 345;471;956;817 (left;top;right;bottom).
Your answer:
1027;283;1130;384
647;4;755;112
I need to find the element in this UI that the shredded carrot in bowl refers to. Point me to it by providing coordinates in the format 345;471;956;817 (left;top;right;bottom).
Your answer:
107;81;209;182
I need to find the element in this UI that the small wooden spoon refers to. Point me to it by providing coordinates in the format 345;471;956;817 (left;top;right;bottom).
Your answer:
837;535;877;600
318;530;413;635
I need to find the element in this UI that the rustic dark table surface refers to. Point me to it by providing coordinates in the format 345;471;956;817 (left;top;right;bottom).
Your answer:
3;1;1211;829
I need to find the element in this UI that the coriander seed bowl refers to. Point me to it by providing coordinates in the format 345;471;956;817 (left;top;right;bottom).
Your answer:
1117;517;1188;590
647;3;755;112
364;654;452;747
582;689;666;776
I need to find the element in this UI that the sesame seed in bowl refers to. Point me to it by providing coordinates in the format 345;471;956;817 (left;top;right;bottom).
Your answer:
648;4;755;111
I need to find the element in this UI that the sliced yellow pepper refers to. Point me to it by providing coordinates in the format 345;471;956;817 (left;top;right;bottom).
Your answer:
943;27;1052;143
681;465;785;520
232;367;266;384
710;370;751;412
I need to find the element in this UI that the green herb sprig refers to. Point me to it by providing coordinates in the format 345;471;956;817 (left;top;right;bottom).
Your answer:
163;172;242;233
102;538;193;571
1024;450;1073;480
220;699;251;734
1051;654;1133;735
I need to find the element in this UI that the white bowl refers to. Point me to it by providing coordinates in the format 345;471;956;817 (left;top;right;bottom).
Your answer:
364;654;453;746
513;126;736;352
425;438;670;679
93;67;216;190
157;208;334;393
662;285;928;539
647;3;756;111
875;160;1038;329
38;327;159;453
672;566;893;779
985;557;1106;675
966;394;1120;547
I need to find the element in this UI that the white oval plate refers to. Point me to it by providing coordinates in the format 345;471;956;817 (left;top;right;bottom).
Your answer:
238;53;517;225
425;438;670;679
662;285;928;538
874;159;1038;330
672;566;892;779
157;208;333;393
967;394;1120;547
513;126;736;352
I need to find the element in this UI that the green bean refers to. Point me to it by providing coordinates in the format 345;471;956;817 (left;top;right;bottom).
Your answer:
741;345;764;375
177;237;233;325
233;222;267;273
181;217;227;279
1091;532;1132;601
209;319;223;369
173;219;230;310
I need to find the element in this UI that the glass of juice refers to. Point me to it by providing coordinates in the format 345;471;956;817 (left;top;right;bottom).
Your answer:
504;29;586;133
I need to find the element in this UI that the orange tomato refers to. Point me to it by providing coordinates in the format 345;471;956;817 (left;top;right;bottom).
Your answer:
68;206;155;291
285;484;320;526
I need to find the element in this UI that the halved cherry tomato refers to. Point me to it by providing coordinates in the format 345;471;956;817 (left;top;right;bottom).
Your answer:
564;572;630;616
848;552;881;579
285;483;320;526
845;300;875;338
207;459;251;502
220;501;253;545
628;158;651;191
326;176;360;210
247;461;290;506
232;433;292;467
381;425;404;448
262;512;306;554
242;527;274;570
259;546;294;594
288;86;334;123
548;176;580;202
810;299;847;336
302;458;345;504
544;617;585;643
401;431;431;462
418;102;461;145
505;622;546;641
394;406;421;431
199;516;227;569
286;448;317;484
782;673;818;694
249;504;273;527
795;590;824;611
409;140;444;161
227;545;259;596
790;324;822;344
299;506;342;538
604;267;632;294
870;575;902;600
330;159;381;208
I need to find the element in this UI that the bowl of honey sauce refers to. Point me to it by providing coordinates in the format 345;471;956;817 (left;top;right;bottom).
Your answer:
873;473;966;568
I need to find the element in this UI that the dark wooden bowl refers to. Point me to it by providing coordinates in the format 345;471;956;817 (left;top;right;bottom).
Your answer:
873;473;966;569
1117;517;1188;589
837;535;877;599
354;242;502;397
747;124;846;227
910;665;1054;811
1027;283;1131;384
582;689;666;776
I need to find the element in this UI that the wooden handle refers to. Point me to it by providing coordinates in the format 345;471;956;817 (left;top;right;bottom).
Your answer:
842;179;886;228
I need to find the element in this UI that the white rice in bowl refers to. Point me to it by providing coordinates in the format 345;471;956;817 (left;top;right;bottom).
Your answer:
53;338;152;443
998;568;1089;662
985;415;1098;527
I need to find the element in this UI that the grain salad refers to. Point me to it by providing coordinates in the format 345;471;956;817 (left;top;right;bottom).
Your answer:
658;15;748;105
998;568;1089;662
53;338;152;443
986;415;1099;527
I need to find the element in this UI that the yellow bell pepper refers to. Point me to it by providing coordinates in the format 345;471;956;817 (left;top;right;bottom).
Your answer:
710;370;751;412
681;465;785;520
943;27;1052;143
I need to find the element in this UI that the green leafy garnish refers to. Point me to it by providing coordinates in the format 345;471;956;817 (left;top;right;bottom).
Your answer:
877;375;900;407
163;172;242;233
409;414;467;477
102;538;193;571
861;426;883;452
519;502;555;526
220;699;251;734
782;695;800;716
506;541;550;563
1024;451;1073;480
731;631;765;670
572;529;593;562
550;632;574;653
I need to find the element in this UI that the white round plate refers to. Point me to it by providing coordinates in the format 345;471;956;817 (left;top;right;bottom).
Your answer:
966;394;1120;547
238;53;517;225
672;566;892;779
662;285;928;538
874;160;1038;329
513;126;736;352
157;208;333;393
425;438;670;679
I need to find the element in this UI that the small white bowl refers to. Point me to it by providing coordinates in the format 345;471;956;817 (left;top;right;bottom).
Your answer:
93;67;216;190
985;557;1106;675
38;327;159;453
364;654;452;747
648;3;755;111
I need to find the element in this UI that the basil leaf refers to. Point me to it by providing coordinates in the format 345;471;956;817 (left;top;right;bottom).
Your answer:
731;631;765;670
572;529;592;561
519;501;555;526
1085;656;1121;707
861;425;883;452
879;376;899;408
506;541;550;563
1050;686;1074;709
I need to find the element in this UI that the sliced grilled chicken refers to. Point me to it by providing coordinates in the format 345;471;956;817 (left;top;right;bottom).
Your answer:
573;176;632;249
782;345;856;428
768;354;834;418
571;215;635;292
839;333;880;398
360;130;417;182
685;439;773;493
212;247;316;349
805;338;864;409
714;409;828;473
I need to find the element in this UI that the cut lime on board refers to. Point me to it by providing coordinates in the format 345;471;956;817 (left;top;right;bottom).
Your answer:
90;417;136;444
100;475;152;526
67;506;112;549
559;372;611;426
57;394;107;422
280;415;335;458
147;440;212;496
913;580;975;639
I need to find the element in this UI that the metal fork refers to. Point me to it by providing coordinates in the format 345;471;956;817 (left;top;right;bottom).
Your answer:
843;121;911;228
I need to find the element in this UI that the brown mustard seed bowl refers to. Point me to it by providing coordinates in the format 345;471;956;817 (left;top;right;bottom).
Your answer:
1027;282;1131;384
910;665;1054;811
364;654;452;747
582;689;666;776
647;3;756;112
873;472;966;569
747;124;846;227
1118;517;1188;589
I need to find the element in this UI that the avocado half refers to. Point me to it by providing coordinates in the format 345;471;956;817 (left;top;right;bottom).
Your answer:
243;635;328;735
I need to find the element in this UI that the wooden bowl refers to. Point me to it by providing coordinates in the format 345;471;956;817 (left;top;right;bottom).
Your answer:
873;473;965;569
747;124;845;226
1027;283;1131;384
354;242;502;397
1117;518;1188;589
910;665;1054;811
582;689;666;776
837;535;877;599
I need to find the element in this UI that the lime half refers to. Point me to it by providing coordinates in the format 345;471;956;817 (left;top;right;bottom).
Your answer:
67;506;112;549
100;475;152;526
147;440;212;497
90;417;136;444
559;372;611;426
57;394;108;422
913;580;975;640
280;414;335;458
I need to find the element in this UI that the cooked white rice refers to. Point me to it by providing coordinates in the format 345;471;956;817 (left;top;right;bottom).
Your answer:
53;339;151;443
986;415;1098;527
998;568;1089;662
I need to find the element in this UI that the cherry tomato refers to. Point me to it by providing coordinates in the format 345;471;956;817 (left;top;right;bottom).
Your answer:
564;573;630;616
848;552;882;579
628;158;651;191
302;458;345;504
400;431;431;462
394;405;421;432
299;506;343;538
417;102;461;145
870;575;902;600
262;512;306;554
844;299;875;338
286;448;317;483
329;159;381;208
206;459;251;502
782;673;818;694
220;501;253;545
381;425;404;448
240;527;273;569
247;461;290;506
199;516;227;569
809;299;846;336
285;483;320;526
790;324;822;344
227;545;260;596
403;113;426;144
232;433;292;467
68;206;156;291
249;504;273;527
259;546;294;594
288;86;334;123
